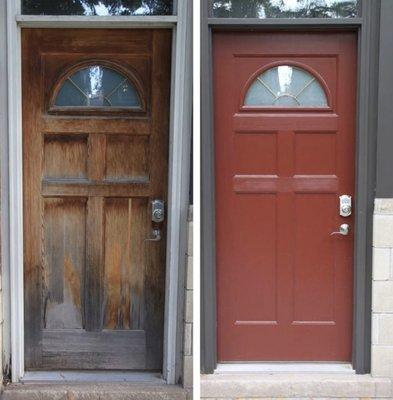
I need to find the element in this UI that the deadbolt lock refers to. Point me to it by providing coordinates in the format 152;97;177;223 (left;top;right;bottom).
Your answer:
339;195;352;217
151;199;165;223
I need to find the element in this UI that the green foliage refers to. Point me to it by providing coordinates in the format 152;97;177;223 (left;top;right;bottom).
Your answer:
212;0;358;18
22;0;173;16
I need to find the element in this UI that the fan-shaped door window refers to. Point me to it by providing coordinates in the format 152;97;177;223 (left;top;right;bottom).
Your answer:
244;65;328;108
54;65;142;109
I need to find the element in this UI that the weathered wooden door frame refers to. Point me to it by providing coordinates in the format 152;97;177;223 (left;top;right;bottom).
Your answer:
201;0;380;374
3;0;192;384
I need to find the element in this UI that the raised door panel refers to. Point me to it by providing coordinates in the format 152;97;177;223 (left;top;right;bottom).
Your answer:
43;198;87;330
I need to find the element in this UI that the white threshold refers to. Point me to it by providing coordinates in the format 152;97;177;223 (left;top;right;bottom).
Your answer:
216;362;355;374
22;371;164;383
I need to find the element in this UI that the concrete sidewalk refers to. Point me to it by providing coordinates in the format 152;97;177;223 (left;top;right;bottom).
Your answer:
1;382;187;400
201;372;392;399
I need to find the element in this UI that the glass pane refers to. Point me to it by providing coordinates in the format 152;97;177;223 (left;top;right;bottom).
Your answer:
23;0;173;16
55;80;87;106
244;65;328;108
212;0;358;18
55;65;141;108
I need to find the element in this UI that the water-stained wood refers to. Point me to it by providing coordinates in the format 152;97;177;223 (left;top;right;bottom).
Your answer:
23;29;171;370
43;198;86;329
42;330;146;369
103;198;148;330
85;196;104;332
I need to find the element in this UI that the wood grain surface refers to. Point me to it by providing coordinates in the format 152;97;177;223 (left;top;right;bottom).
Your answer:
23;28;171;370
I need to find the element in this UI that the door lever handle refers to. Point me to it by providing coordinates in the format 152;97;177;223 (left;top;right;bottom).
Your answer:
145;229;161;242
330;224;350;236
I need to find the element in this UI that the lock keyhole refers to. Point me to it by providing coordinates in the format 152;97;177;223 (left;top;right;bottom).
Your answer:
151;200;165;223
153;209;164;221
339;195;352;217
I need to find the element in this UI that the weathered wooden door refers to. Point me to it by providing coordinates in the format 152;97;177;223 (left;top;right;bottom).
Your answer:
23;29;171;370
214;32;356;361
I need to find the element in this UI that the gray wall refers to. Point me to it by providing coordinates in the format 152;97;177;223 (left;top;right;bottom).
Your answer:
376;0;393;198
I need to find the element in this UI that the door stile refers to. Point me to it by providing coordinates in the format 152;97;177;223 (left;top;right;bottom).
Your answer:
22;29;43;369
151;30;171;197
144;29;172;369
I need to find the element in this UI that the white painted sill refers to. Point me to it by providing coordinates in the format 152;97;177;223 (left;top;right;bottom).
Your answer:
215;362;355;374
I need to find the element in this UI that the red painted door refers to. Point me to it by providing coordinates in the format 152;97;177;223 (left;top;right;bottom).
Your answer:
214;32;356;361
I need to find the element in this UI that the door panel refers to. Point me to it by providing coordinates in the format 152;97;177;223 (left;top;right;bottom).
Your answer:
23;29;171;370
43;198;86;330
214;32;356;361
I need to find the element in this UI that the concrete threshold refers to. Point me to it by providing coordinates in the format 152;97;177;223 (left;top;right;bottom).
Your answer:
1;382;187;400
216;362;355;374
21;370;164;383
201;372;392;399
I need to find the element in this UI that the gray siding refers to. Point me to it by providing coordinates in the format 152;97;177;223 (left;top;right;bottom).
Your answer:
376;0;393;197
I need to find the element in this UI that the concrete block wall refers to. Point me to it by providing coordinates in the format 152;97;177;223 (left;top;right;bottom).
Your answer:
372;198;393;377
183;206;193;391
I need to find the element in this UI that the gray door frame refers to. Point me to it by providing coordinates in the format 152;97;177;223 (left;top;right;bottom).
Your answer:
201;0;380;374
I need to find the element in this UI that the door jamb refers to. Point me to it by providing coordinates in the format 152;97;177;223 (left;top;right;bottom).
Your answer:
201;0;380;374
4;0;192;385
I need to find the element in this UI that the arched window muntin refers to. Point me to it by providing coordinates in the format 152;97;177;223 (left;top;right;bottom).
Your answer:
240;61;332;111
48;60;146;115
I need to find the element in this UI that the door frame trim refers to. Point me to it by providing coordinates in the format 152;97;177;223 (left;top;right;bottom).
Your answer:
4;0;192;385
201;0;380;374
15;15;178;28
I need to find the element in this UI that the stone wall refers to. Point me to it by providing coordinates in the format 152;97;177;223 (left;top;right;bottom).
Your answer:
372;198;393;377
183;206;193;392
